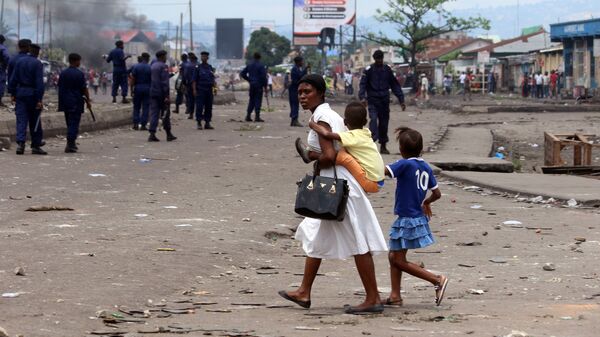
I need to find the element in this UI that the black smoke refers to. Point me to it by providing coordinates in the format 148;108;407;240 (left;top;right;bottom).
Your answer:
23;0;157;69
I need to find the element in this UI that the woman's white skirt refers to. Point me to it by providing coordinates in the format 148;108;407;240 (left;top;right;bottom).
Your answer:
294;166;389;259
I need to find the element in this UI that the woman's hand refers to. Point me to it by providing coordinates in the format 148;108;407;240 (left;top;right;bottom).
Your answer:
422;201;432;220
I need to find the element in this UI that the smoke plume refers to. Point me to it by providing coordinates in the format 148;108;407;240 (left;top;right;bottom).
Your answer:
23;0;155;68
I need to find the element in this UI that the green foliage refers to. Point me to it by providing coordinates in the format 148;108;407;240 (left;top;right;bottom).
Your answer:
245;28;291;67
439;50;461;63
45;48;66;64
366;0;490;69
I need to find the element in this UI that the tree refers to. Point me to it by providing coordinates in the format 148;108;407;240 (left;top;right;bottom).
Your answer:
366;0;490;71
245;27;291;67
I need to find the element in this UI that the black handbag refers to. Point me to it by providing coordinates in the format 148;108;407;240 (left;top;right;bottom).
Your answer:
294;160;349;221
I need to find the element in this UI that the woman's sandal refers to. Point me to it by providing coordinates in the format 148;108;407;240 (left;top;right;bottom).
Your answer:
343;303;384;315
278;290;311;309
435;275;449;306
295;138;311;164
383;297;404;307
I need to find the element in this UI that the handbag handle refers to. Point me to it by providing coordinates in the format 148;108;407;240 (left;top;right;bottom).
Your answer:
313;152;339;181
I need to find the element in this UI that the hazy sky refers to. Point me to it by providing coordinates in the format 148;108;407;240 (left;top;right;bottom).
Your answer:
131;0;551;26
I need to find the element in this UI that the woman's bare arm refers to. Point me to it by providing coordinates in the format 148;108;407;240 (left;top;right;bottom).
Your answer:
316;121;337;168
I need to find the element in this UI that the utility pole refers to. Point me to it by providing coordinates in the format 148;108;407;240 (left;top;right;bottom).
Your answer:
189;0;193;53
42;0;47;46
17;0;21;40
179;12;184;54
1;0;5;24
49;9;52;49
339;25;343;71
36;3;40;43
175;26;179;60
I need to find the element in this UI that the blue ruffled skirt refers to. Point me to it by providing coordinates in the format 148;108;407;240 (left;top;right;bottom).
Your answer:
388;216;435;250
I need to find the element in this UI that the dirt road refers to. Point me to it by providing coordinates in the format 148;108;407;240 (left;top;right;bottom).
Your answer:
0;93;598;337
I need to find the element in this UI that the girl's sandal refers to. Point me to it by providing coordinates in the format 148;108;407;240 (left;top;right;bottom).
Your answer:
435;275;449;306
383;298;403;307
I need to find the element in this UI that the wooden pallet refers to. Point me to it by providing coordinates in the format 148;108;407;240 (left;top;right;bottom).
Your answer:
544;132;600;167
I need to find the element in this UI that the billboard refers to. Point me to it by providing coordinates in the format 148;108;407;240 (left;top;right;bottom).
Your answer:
293;0;356;46
216;18;244;59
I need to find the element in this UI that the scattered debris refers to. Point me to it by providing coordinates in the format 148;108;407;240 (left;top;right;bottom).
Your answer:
543;263;556;271
88;173;107;177
1;292;20;298
391;326;423;332
489;257;508;264
157;248;176;252
503;331;530;337
456;241;482;246
566;199;578;208
468;289;485;295
295;326;320;331
14;267;25;276
502;220;522;227
26;206;74;212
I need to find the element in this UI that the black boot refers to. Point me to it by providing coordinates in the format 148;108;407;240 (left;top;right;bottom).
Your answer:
112;96;117;103
245;114;252;122
31;146;48;155
173;105;180;114
291;119;303;127
197;121;203;130
166;130;177;142
140;124;148;131
148;132;160;142
16;142;25;155
122;97;130;104
65;140;77;153
204;122;214;130
255;115;265;122
380;143;390;155
132;124;139;130
187;113;193;120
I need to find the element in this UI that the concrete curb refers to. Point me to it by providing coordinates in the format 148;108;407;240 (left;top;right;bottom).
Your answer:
440;171;600;207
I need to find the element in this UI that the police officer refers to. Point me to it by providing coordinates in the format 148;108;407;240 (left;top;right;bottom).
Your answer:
173;53;188;114
106;40;131;104
183;52;197;119
7;39;31;99
8;43;46;155
58;53;92;153
148;50;176;142
240;52;267;122
130;52;151;130
289;56;309;127
0;35;10;107
192;51;215;130
359;50;405;155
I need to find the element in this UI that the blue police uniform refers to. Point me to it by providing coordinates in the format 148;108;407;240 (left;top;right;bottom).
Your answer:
0;43;10;99
183;60;197;115
149;60;171;133
359;63;404;146
193;62;215;124
58;66;86;143
8;54;45;147
7;51;28;96
289;64;307;121
131;61;151;127
106;47;128;98
240;60;267;120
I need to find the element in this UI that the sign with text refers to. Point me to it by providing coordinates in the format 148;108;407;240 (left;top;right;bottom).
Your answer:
293;0;356;46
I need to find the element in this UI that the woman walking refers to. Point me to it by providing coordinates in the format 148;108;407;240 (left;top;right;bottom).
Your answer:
279;74;388;314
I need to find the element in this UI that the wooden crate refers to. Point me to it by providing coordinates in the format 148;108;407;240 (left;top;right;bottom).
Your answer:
544;132;598;167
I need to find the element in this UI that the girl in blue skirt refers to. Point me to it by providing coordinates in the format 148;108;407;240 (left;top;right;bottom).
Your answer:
384;127;448;306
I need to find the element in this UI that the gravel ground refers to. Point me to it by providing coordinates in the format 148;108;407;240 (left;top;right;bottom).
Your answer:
0;93;599;337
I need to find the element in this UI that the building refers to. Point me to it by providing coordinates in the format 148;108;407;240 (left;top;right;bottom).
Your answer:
463;28;559;91
551;18;600;91
100;29;158;61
